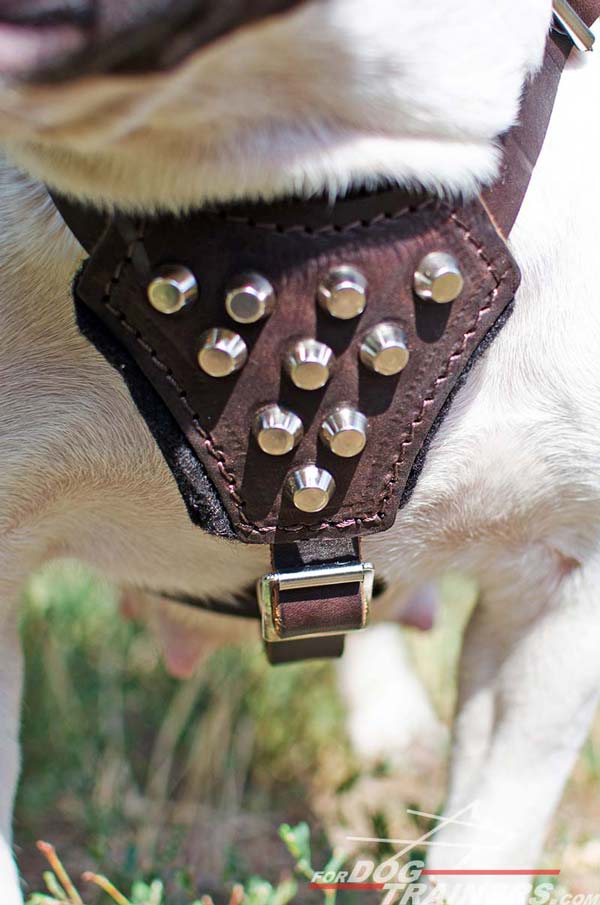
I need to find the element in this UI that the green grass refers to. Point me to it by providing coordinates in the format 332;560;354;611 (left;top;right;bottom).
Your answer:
17;562;357;904
15;562;600;903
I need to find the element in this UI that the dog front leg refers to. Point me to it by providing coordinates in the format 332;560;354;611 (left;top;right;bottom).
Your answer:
338;621;447;767
426;551;600;905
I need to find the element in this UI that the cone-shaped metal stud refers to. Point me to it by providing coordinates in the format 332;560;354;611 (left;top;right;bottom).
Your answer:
317;265;368;320
287;465;336;513
197;328;248;377
285;339;334;390
147;265;198;314
225;272;275;324
320;406;368;458
360;322;409;376
253;404;303;456
413;252;464;304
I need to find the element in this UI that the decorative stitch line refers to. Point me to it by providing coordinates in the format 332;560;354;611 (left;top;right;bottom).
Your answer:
100;224;257;529
372;205;502;520
97;202;509;538
212;198;434;236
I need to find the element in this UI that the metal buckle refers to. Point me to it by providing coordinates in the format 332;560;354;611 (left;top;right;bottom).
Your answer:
257;561;374;643
553;0;595;52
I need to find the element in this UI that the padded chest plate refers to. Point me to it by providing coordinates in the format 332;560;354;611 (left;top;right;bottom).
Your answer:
72;191;519;544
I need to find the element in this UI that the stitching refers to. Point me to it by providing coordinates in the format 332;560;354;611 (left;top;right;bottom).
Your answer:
99;203;508;537
372;205;502;524
101;223;255;530
212;198;433;236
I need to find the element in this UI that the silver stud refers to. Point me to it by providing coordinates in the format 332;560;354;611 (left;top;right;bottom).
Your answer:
317;265;368;320
360;322;409;376
287;465;336;513
285;339;334;390
147;265;198;314
320;406;368;458
413;252;464;304
253;404;303;456
225;272;275;324
197;328;248;377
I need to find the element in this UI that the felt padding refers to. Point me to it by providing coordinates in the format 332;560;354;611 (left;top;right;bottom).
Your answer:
76;300;236;540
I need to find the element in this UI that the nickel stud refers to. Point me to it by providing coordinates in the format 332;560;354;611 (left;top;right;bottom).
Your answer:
360;322;409;376
317;265;368;320
253;404;303;456
287;465;336;513
147;265;198;314
225;272;275;324
285;339;334;390
413;251;464;304
320;406;368;458
197;328;248;377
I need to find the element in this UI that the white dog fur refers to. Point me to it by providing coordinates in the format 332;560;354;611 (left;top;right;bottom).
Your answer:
0;1;599;902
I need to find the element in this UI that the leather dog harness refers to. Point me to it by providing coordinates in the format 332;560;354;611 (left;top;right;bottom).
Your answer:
51;0;599;664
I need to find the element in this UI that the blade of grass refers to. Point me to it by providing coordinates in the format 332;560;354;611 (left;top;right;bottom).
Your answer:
37;843;83;905
43;870;68;901
28;897;66;905
82;873;130;905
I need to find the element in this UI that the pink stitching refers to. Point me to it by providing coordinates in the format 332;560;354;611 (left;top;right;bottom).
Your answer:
99;203;508;537
101;224;255;528
213;198;433;236
372;205;501;520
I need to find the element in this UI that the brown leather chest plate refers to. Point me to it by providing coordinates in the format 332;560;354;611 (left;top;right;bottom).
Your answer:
74;189;520;544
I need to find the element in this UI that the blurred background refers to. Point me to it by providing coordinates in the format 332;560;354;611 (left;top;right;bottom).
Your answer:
16;562;600;903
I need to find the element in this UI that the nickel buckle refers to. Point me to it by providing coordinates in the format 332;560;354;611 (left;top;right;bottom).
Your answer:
257;561;374;643
553;0;595;51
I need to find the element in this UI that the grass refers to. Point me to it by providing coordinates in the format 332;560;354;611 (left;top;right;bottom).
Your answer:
15;562;600;903
27;828;311;904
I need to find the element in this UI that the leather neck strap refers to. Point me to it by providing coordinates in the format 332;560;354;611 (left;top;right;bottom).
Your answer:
51;4;598;664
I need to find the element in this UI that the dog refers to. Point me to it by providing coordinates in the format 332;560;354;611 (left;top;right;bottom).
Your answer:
0;1;599;902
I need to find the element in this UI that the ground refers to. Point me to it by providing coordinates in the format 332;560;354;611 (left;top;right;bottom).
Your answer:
15;563;600;904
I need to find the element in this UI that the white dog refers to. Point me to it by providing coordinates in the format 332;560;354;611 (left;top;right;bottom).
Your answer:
0;1;599;903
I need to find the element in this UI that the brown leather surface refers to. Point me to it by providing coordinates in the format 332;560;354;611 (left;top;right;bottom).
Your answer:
72;190;520;544
573;0;600;24
271;538;366;638
483;33;571;236
265;538;366;663
266;635;344;665
483;1;600;236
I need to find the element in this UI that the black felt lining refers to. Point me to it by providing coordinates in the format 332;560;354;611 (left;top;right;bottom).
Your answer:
75;300;236;540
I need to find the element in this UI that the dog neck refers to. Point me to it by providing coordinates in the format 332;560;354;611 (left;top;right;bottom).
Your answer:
1;0;553;212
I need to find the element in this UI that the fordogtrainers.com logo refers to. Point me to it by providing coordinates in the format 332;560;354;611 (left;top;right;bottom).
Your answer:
309;804;599;905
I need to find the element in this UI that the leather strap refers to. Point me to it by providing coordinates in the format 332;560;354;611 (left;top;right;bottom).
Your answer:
569;0;600;24
50;5;598;664
265;538;366;663
483;0;600;235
